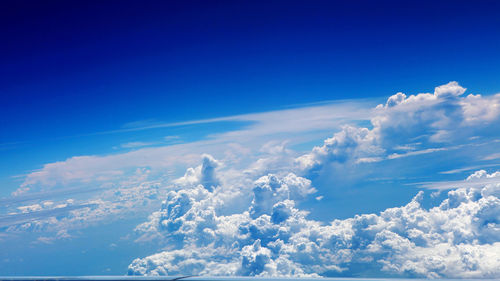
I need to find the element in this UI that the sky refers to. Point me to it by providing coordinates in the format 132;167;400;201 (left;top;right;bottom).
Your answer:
1;0;500;278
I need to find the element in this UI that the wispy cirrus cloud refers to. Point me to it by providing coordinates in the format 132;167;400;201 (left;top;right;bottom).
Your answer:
117;136;182;149
440;163;500;174
417;169;500;190
0;202;98;228
483;152;500;161
120;141;158;149
14;99;373;195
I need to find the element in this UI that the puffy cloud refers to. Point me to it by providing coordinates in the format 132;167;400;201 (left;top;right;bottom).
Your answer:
130;158;319;276
434;81;467;97
250;173;315;219
297;82;500;171
129;166;500;278
174;154;221;191
467;169;500;181
461;93;500;125
372;81;478;144
295;125;382;170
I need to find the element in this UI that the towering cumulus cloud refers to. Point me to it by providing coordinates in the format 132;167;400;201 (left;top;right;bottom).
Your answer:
296;81;500;170
129;154;500;278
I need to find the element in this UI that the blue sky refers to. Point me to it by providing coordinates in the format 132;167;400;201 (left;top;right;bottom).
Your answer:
2;0;500;194
1;0;500;278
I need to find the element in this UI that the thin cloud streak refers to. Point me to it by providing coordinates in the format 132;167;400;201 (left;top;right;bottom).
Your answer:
414;177;500;190
86;99;375;137
0;186;107;206
0;203;98;228
440;163;500;174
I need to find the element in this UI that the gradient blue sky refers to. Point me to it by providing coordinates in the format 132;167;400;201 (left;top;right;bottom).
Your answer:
2;0;500;171
1;0;500;278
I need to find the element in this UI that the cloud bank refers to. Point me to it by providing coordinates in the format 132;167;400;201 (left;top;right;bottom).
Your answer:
129;156;500;278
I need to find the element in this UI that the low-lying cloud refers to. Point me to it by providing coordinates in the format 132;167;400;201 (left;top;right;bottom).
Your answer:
129;155;500;278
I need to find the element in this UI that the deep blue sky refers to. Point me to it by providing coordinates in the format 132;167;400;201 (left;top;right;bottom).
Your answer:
2;0;500;141
1;0;500;191
2;1;500;276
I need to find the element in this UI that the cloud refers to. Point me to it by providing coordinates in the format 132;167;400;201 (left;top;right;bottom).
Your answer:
129;167;500;278
440;163;500;174
434;81;467;97
295;125;382;170
416;170;500;190
0;186;105;207
296;82;500;171
120;141;158;149
4;100;372;236
6;81;500;252
16;81;499;196
483;152;500;161
2;171;165;236
249;173;315;219
14;99;371;196
387;147;449;160
118;137;181;149
174;154;221;191
2;81;499;277
0;201;97;228
130;159;320;276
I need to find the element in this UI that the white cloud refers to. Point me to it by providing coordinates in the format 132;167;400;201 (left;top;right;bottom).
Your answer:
467;169;500;181
15;82;500;196
434;81;467;97
6;81;500;258
3;100;373;237
440;163;500;174
249;173;315;219
129;168;500;278
14;99;371;196
120;141;158;149
2;175;164;234
174;154;221;191
483;152;500;161
387;147;449;159
296;82;500;171
417;170;500;190
295;125;382;170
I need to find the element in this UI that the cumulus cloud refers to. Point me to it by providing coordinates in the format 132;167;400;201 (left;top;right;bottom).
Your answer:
174;154;221;191
249;174;315;219
296;81;500;171
130;156;320;276
295;125;382;170
129;151;500;278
